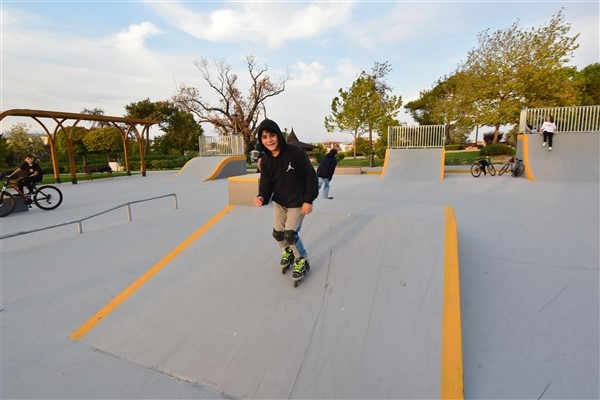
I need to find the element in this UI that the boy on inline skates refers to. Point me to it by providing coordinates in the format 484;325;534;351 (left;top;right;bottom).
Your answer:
253;118;318;282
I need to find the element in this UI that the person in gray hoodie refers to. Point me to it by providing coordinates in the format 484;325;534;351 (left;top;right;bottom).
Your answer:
253;118;318;282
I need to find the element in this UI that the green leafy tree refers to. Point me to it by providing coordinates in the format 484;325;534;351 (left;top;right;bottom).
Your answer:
126;99;203;155
459;9;580;142
374;115;400;159
157;110;203;155
83;126;123;162
324;81;366;159
404;72;474;144
125;98;168;154
173;55;292;154
0;135;7;169
578;63;600;105
4;123;48;164
55;126;90;162
325;61;402;163
353;136;371;156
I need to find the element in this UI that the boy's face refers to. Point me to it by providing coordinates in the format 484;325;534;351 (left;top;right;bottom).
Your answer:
25;156;34;164
260;130;279;153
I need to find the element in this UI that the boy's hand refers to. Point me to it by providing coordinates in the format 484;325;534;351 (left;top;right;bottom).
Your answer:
254;196;264;207
301;202;313;215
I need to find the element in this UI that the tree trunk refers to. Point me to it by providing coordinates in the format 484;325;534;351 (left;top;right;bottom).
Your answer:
493;125;500;143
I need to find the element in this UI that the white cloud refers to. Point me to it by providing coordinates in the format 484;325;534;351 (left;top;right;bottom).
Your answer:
146;1;354;50
110;21;163;52
290;61;326;87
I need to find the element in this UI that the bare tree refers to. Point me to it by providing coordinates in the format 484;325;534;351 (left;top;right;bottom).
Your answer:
173;55;292;153
81;107;109;129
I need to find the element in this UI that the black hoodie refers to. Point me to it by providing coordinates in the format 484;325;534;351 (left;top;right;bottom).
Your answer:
317;151;337;180
255;119;318;207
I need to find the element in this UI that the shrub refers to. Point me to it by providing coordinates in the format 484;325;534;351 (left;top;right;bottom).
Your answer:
480;143;514;156
313;147;326;163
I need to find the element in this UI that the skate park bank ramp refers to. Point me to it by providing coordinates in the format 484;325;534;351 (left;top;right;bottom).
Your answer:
381;148;445;181
70;204;463;399
518;133;599;182
175;155;246;181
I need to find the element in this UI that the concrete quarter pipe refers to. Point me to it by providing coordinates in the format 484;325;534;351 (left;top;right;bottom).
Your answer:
381;148;445;181
518;133;599;182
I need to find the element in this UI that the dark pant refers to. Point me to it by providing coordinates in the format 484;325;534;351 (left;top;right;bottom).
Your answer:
18;176;42;193
543;131;554;147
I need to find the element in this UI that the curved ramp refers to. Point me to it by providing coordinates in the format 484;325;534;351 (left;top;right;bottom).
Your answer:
518;133;599;182
73;204;462;399
175;156;246;181
381;148;445;181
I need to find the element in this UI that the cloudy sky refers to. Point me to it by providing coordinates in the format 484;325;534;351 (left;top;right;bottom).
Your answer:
1;1;598;143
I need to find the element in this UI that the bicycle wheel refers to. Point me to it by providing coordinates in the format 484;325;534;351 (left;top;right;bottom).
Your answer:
470;164;482;177
488;164;496;176
33;185;63;210
499;164;510;176
0;190;17;217
513;163;524;177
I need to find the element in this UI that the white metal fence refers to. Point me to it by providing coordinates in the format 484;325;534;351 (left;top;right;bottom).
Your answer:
387;125;445;148
519;105;600;134
199;135;245;156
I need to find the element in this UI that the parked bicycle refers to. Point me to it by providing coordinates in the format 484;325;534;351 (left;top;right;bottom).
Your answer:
499;157;524;177
470;156;496;177
0;177;63;217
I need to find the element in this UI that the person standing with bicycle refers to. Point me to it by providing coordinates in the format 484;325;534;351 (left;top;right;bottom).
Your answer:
540;115;557;151
7;154;43;194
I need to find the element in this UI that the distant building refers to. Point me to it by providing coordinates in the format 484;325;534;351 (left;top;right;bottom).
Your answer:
322;140;353;153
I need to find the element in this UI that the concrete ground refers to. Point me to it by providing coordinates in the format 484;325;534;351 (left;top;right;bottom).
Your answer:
1;150;598;399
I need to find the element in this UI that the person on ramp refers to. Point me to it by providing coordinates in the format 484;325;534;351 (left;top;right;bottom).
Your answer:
253;118;318;282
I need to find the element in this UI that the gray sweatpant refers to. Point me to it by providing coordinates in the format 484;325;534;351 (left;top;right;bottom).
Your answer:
273;202;307;259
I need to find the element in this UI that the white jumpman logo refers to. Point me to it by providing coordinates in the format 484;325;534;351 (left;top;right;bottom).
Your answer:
287;162;294;172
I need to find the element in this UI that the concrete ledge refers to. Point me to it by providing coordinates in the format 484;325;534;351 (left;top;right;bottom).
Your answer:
228;176;259;206
13;197;30;214
335;166;362;175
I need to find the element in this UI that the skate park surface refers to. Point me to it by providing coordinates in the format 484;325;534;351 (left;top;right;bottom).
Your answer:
1;144;598;399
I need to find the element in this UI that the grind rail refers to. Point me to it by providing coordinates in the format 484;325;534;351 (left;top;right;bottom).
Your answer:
0;193;178;239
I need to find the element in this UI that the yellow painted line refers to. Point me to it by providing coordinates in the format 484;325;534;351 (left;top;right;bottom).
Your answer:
441;206;464;399
69;204;236;341
380;148;390;179
440;148;446;181
205;155;246;181
228;176;260;182
518;134;536;181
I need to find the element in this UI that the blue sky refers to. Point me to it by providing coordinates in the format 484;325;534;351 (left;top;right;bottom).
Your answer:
1;1;598;143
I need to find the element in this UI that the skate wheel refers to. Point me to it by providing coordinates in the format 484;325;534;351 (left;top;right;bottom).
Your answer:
293;280;299;288
282;266;289;274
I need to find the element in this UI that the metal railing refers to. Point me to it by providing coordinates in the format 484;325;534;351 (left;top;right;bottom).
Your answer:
0;193;178;239
199;135;245;156
388;125;446;148
519;105;600;133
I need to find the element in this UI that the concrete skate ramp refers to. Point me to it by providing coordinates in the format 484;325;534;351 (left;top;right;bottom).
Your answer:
175;155;246;181
381;148;445;181
518;133;599;182
76;204;462;399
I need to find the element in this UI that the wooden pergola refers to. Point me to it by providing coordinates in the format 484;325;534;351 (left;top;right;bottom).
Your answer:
0;109;160;184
